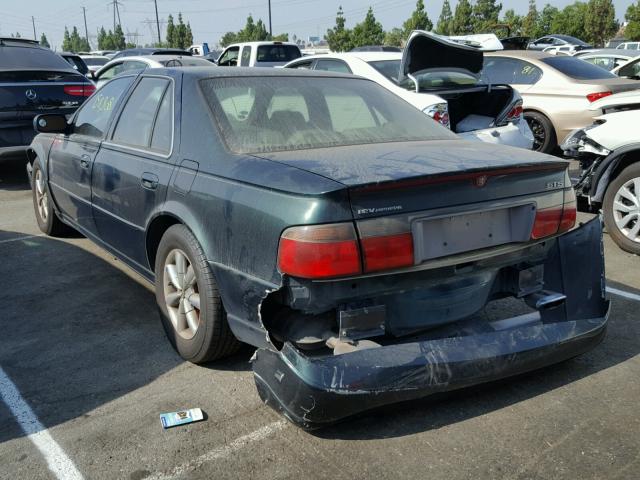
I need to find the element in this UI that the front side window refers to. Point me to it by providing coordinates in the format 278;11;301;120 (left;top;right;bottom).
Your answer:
240;46;252;67
314;59;352;74
218;47;239;66
584;57;616;71
618;58;640;78
201;76;455;154
73;76;134;138
287;60;313;69
112;77;170;148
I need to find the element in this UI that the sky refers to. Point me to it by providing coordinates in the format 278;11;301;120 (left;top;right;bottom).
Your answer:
1;0;637;50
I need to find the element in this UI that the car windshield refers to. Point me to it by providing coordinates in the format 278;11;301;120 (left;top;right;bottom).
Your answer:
256;45;301;62
554;35;589;45
542;56;617;79
201;76;455;154
83;57;108;66
367;59;477;89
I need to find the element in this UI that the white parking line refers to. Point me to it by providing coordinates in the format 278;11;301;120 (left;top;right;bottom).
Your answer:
147;420;288;480
0;367;84;480
0;234;44;244
607;286;640;302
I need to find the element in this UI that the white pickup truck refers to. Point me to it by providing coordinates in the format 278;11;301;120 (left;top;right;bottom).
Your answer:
217;41;302;68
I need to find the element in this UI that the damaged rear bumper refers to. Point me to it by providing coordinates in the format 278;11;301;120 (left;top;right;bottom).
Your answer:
252;217;610;429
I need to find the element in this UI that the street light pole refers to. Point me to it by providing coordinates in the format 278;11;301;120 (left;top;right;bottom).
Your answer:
268;0;272;37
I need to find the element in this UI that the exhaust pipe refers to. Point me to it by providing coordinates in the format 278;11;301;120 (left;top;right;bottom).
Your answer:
525;290;567;311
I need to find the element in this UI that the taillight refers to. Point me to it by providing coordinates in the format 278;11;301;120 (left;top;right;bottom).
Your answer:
424;103;450;129
586;91;612;103
505;101;523;123
530;189;577;240
277;223;361;279
64;85;95;97
361;233;414;272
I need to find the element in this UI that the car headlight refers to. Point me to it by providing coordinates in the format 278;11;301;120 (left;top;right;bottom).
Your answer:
423;103;450;129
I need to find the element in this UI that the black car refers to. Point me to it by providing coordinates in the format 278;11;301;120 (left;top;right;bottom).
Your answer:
27;68;609;428
111;48;191;60
0;38;95;162
527;34;592;51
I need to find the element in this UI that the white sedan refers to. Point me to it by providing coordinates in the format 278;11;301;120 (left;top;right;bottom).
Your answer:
93;55;215;89
284;44;533;149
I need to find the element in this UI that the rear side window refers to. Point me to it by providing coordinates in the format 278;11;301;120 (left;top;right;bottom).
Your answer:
256;45;301;63
368;60;401;83
315;59;352;74
73;76;134;137
150;88;173;153
112;77;170;148
542;56;617;79
240;46;251;67
482;57;543;85
617;59;640;78
0;45;71;69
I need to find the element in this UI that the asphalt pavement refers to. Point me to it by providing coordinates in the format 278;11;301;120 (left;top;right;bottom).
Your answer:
1;159;639;480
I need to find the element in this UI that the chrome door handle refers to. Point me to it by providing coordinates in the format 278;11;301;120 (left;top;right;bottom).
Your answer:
141;172;159;190
80;154;90;168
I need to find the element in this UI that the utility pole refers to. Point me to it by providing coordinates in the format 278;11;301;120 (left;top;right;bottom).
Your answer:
268;0;272;36
82;7;90;48
31;16;36;40
109;0;123;31
154;0;161;45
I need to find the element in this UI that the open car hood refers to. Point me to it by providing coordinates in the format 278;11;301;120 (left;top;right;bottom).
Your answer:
398;31;492;85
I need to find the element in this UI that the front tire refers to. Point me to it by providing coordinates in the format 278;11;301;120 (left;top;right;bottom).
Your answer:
524;111;556;154
155;224;240;363
31;162;71;236
603;163;640;255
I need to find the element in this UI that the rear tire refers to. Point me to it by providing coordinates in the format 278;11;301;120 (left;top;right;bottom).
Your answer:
603;163;640;255
31;162;72;236
155;224;240;363
524;111;556;154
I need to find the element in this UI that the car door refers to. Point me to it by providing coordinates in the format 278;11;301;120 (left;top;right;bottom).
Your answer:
91;75;176;269
48;76;135;235
217;46;240;66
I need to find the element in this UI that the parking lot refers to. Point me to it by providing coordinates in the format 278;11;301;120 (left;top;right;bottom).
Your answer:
0;158;639;480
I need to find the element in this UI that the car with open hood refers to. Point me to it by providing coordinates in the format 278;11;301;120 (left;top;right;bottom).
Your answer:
482;50;640;153
27;67;609;428
285;31;533;150
563;90;640;254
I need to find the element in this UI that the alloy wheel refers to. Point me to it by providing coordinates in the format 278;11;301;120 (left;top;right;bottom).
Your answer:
612;177;640;243
526;117;546;151
163;248;201;339
34;169;49;221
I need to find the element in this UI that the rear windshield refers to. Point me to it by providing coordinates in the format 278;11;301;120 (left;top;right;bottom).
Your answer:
201;76;455;154
0;45;72;70
256;45;301;63
367;59;477;89
83;57;108;66
542;56;617;79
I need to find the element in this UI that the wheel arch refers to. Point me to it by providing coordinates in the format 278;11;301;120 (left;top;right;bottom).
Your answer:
591;145;640;204
145;213;183;272
523;107;560;144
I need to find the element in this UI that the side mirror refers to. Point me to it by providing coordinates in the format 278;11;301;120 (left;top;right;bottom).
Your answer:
34;114;68;134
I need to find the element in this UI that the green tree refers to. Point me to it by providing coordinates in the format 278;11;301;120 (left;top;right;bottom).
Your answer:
11;32;21;38
626;1;640;40
351;7;385;47
166;14;176;47
472;0;503;33
522;0;539;37
175;13;187;48
537;4;559;37
62;27;72;51
112;24;126;50
403;0;433;37
451;0;474;35
551;2;588;39
502;9;523;36
220;31;238;47
585;0;616;46
272;33;289;41
435;0;454;35
384;27;405;46
40;33;50;48
325;6;353;52
185;22;194;46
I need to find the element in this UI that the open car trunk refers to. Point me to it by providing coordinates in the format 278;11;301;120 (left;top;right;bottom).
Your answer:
398;30;517;134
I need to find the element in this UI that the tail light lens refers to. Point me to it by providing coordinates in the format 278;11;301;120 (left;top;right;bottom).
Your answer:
531;188;577;240
505;100;523;123
277;223;361;279
361;233;414;272
64;85;96;97
586;91;612;103
424;103;450;129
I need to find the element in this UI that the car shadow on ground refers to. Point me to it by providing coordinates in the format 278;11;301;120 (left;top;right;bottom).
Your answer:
0;158;30;191
313;282;640;440
0;229;251;444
